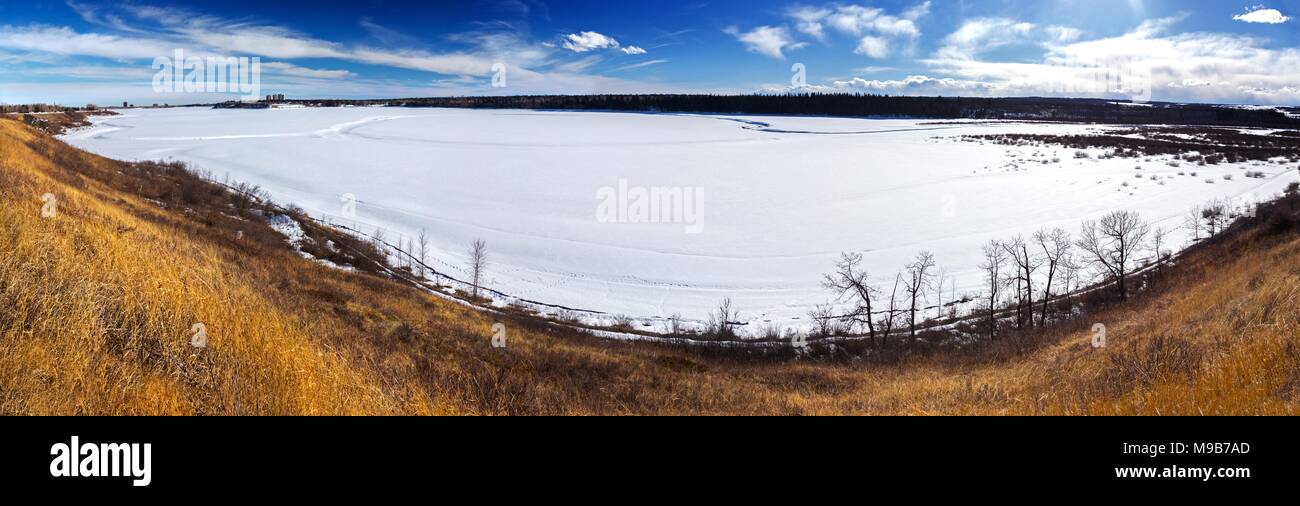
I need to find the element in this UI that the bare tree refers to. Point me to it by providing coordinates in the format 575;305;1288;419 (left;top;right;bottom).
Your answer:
807;303;841;338
667;313;684;337
1076;210;1151;300
1033;227;1072;327
1152;226;1168;277
401;236;412;270
822;252;877;343
709;297;739;340
469;238;488;299
1061;254;1081;309
878;273;904;347
946;276;959;320
1002;236;1040;330
980;240;1008;340
417;229;429;279
405;236;414;270
1183;204;1204;243
1201;199;1229;236
902;251;937;341
932;265;950;321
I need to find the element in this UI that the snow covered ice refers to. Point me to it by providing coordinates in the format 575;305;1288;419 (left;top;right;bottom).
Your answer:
63;107;1299;335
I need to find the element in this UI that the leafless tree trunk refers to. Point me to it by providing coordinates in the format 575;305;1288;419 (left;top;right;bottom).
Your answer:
822;252;877;343
808;303;839;338
1184;204;1204;243
1002;236;1039;330
878;273;903;348
1201;199;1228;236
1062;256;1080;308
1076;210;1150;300
932;266;949;321
668;313;684;337
902;251;936;342
469;238;488;299
1033;227;1071;327
1152;226;1168;277
417;229;429;279
710;297;738;340
402;236;412;270
947;277;959;320
980;240;1008;341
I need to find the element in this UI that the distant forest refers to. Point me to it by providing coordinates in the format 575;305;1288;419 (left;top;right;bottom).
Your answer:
219;94;1300;129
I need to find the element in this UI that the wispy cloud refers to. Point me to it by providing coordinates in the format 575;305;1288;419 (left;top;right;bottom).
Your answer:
614;58;669;71
0;2;679;100
261;61;354;79
0;25;173;60
724;25;805;59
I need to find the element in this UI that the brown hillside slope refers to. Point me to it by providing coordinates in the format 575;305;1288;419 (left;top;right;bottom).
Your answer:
1;117;1298;415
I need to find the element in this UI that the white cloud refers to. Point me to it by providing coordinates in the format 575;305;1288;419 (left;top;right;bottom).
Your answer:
825;5;921;38
614;59;669;71
1044;26;1083;44
0;13;509;77
915;15;1300;104
935;18;1037;60
180;27;346;59
1233;7;1291;24
561;31;620;52
621;45;647;55
763;74;996;96
855;36;890;58
0;25;173;60
348;48;496;75
261;61;354;79
724;25;805;59
781;2;928;59
553;55;604;73
902;1;931;21
787;6;832;40
833;75;997;94
0;4;679;98
774;14;1300;104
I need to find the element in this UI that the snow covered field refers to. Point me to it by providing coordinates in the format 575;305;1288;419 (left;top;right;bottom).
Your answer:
63;107;1298;334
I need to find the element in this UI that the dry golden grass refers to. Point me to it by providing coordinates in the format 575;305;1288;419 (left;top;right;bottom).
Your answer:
1;116;1297;415
0;119;397;414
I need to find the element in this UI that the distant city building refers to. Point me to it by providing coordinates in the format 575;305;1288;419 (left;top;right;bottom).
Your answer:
265;94;286;102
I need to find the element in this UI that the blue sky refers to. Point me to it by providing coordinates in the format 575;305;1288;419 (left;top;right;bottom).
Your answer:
1;0;1297;105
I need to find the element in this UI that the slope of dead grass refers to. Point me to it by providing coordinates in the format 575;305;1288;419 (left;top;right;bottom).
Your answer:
1;116;1297;415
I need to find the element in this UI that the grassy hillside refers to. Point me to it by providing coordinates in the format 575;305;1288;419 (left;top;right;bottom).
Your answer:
2;116;1298;415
